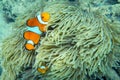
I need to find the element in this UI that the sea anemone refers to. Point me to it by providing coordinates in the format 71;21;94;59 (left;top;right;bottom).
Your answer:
0;0;120;80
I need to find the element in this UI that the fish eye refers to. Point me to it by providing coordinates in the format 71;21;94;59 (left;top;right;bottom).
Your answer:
42;16;44;18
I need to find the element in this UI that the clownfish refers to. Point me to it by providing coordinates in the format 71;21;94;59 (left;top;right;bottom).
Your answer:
23;12;50;50
37;66;48;74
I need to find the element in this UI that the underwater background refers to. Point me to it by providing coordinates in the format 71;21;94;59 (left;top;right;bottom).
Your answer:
0;0;120;80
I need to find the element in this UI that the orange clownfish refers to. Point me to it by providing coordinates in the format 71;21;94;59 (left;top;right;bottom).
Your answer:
37;66;48;74
24;12;50;50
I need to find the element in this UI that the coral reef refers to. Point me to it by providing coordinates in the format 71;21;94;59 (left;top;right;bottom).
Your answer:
0;0;120;80
0;0;40;22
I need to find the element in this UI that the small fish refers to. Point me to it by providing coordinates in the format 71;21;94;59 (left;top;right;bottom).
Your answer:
23;12;50;50
37;66;48;74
